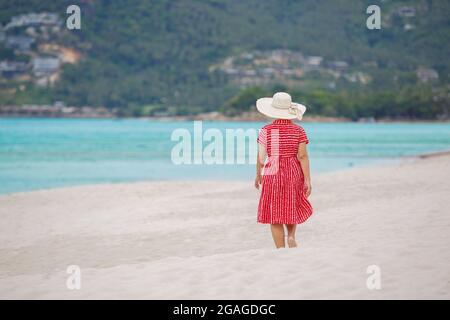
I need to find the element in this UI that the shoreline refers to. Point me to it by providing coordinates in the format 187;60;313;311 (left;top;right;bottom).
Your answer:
418;149;450;158
1;114;450;123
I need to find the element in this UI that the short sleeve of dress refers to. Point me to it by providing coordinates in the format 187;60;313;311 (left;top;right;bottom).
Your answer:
257;127;267;146
298;126;309;144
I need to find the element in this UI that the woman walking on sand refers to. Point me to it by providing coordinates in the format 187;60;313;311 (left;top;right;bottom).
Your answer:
254;92;313;249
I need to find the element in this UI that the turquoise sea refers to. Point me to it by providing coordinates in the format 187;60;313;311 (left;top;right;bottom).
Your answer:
1;118;450;195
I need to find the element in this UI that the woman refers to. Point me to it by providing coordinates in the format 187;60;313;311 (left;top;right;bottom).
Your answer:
254;92;313;249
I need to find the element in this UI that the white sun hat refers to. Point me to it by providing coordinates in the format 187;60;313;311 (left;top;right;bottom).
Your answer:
256;92;307;120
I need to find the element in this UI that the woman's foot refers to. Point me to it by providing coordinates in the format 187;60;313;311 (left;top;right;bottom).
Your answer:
287;236;297;248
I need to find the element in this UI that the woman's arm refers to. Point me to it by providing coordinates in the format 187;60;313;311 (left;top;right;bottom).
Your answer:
297;143;312;197
255;143;267;189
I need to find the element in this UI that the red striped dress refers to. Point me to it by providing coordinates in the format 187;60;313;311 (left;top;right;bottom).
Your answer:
257;119;313;224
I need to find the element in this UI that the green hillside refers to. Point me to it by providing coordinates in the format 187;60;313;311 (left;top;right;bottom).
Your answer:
0;0;449;119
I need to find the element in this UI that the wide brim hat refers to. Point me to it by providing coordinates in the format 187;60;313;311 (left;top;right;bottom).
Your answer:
256;92;307;120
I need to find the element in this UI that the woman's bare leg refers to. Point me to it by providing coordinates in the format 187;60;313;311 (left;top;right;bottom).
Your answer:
270;224;285;248
286;224;298;248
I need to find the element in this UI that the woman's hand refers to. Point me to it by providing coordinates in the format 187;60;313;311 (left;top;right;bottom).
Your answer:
304;179;312;198
254;174;262;189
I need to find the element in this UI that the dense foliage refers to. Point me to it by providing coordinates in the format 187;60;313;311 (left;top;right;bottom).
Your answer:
0;0;449;119
221;85;449;120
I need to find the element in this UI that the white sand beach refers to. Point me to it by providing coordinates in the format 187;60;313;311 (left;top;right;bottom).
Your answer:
0;154;449;299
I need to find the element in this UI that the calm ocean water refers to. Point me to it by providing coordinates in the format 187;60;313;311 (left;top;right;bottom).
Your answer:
1;118;449;194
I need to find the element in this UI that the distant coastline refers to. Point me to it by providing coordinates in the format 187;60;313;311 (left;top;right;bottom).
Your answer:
1;105;449;123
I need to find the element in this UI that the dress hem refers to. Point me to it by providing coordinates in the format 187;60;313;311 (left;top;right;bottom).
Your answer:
257;212;313;225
